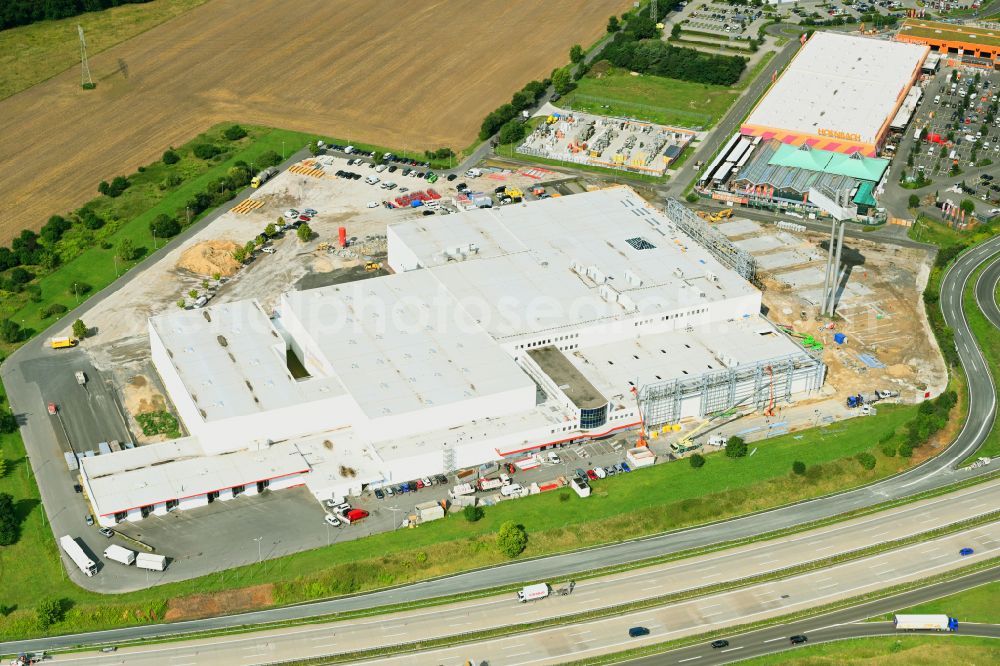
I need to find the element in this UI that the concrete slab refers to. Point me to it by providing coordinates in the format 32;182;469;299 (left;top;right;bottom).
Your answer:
716;219;761;237
776;266;827;288
757;250;813;270
735;236;786;253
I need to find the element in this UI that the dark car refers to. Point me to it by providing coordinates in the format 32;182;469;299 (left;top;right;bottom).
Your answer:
628;626;650;637
435;474;449;484
447;174;457;181
710;639;730;649
621;462;632;473
374;488;385;500
388;165;397;173
393;484;404;494
789;635;808;644
457;182;468;192
73;483;83;493
551;93;561;102
575;468;587;480
422;209;435;216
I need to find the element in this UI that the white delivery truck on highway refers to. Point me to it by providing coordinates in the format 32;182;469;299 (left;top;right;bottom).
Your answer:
103;544;136;566
59;535;97;576
517;583;550;603
893;614;958;631
135;553;167;571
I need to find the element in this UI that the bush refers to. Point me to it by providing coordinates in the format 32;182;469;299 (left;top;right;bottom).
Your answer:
685;192;700;203
72;319;88;339
498;119;526;145
258;150;282;168
855;452;877;470
496;520;528;558
569;44;584;63
149;214;181;238
223;124;248;141
117;237;137;261
689;453;706;468
899;443;914;458
725;436;748;458
297;223;313;243
162;149;180;165
881;444;897;457
792;460;806;475
0;492;19;546
908;194;919;208
607;15;620;32
552;66;576;95
559;491;571;502
463;504;484;522
34;598;65;628
41;303;68;319
0;320;24;344
192;143;222;160
0;411;17;434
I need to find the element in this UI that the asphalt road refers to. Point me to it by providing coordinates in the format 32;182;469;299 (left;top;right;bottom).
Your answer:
631;566;1000;666
2;216;998;654
976;252;1000;328
20;516;1000;664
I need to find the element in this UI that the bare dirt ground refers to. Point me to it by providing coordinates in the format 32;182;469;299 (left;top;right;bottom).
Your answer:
0;0;631;242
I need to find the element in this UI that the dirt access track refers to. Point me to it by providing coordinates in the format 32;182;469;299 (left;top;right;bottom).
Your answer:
0;0;630;242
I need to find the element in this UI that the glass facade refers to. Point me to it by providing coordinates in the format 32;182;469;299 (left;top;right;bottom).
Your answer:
580;403;608;430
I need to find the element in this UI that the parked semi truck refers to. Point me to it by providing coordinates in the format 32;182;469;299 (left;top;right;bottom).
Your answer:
478;477;503;492
103;544;136;566
517;583;550;603
893;614;958;631
846;389;900;408
136;552;167;571
251;167;278;188
59;535;97;576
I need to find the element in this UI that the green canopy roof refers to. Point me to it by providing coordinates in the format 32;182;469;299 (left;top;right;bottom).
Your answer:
768;144;889;183
852;181;877;207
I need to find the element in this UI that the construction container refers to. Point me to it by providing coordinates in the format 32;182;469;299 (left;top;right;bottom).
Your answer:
338;227;347;248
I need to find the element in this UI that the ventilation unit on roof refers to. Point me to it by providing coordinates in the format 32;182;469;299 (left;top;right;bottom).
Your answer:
673;267;684;278
598;284;620;304
705;271;718;282
623;269;643;288
570;259;585;276
586;265;607;284
618;294;638;312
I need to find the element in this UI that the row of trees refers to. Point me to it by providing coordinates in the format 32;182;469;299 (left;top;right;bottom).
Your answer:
479;79;550;140
597;34;746;87
0;0;152;30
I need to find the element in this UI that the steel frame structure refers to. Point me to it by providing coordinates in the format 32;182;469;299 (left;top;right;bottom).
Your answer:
664;198;757;283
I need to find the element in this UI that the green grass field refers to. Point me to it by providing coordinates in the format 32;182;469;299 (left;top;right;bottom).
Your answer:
894;580;1000;623
737;635;1000;665
0;400;930;639
962;254;1000;460
562;68;739;129
0;0;208;101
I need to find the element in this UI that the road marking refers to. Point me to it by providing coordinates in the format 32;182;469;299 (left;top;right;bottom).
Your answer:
506;652;532;657
702;572;721;579
763;637;785;643
721;646;743;653
383;631;407;637
702;610;725;617
678;657;702;662
816;583;838;590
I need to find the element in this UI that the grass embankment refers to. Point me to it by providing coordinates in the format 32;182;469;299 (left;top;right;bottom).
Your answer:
963;257;1000;460
562;66;739;129
0;124;313;338
892;580;1000;623
0;401;938;640
736;635;1000;665
0;0;209;101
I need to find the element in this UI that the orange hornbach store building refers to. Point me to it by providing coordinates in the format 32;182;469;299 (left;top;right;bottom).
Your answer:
897;19;1000;66
741;32;928;156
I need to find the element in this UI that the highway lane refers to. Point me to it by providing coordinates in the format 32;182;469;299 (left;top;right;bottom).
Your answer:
633;566;1000;666
14;482;1000;662
355;523;1000;666
4;235;1000;653
976;252;1000;329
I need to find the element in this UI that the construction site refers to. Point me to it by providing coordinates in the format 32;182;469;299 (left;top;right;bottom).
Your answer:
517;107;695;177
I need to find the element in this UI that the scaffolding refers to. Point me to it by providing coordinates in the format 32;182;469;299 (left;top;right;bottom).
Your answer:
638;351;826;428
664;198;757;283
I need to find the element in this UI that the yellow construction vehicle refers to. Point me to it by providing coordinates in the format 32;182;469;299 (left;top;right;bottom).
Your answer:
669;419;712;455
712;208;733;221
364;262;382;271
317;241;331;251
696;210;712;220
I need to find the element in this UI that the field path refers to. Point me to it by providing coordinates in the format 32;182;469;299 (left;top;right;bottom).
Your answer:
0;0;629;241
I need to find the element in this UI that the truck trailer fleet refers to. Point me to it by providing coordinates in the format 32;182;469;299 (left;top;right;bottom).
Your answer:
893;614;958;631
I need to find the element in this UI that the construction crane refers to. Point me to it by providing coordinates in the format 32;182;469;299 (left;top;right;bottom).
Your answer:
670;419;712;454
630;385;648;448
764;365;776;417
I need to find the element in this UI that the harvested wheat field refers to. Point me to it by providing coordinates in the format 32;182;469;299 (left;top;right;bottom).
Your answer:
0;0;630;242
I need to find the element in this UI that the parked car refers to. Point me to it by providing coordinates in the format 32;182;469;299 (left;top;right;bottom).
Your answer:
415;479;425;490
261;247;275;254
621;462;632;472
548;452;562;464
421;476;433;487
303;208;318;216
374;488;385;500
99;527;114;538
594;467;607;479
575;468;587;480
586;469;598;481
447;174;457;181
324;514;341;527
85;514;94;526
283;209;299;220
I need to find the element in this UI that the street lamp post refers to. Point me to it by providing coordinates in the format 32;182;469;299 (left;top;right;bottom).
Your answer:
253;536;263;566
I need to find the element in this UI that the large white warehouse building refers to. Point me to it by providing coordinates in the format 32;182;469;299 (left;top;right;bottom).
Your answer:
82;187;825;526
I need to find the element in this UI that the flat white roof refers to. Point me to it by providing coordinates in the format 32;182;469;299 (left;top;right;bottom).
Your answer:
82;437;309;516
390;187;756;340
569;317;806;400
150;300;345;422
745;32;927;143
280;271;535;420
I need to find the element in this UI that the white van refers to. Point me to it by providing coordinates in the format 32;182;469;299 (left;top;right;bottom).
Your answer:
934;95;941;103
365;175;380;185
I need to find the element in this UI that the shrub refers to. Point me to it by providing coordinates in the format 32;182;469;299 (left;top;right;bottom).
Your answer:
0;320;24;344
881;444;897;458
34;598;65;628
725;436;748;458
685;192;699;203
41;303;68;319
792;460;806;475
496;521;528;558
856;452;877;470
160;173;183;190
0;411;17;434
192;143;222;160
72;319;88;339
149;214;181;238
223;124;248;141
463;504;484;522
98;175;130;198
162;149;180;165
689;453;706;468
569;44;584;63
0;492;19;546
69;282;93;297
899;443;914;458
908;194;919;208
117;237;137;261
297;223;313;243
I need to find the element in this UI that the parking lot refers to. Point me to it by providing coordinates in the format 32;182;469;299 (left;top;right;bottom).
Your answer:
683;3;765;40
902;64;1000;205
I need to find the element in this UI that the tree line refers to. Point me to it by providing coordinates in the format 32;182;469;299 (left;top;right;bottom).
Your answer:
596;29;746;87
1;0;152;31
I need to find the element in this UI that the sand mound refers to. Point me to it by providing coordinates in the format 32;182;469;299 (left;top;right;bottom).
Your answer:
177;240;241;277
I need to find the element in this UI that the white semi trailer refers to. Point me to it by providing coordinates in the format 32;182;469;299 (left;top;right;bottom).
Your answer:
136;553;167;571
103;544;136;566
59;535;96;576
893;614;958;631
